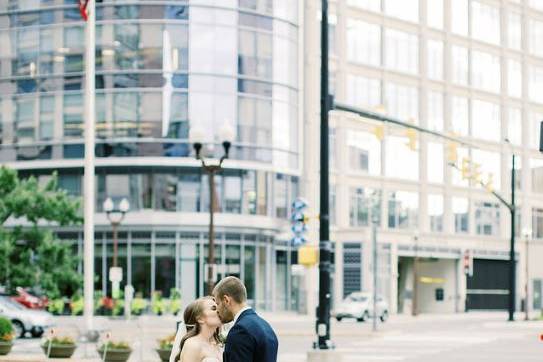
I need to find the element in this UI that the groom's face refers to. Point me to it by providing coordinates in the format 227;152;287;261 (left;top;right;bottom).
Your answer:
215;294;235;323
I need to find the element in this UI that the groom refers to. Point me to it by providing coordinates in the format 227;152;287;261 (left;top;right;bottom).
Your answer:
213;276;278;362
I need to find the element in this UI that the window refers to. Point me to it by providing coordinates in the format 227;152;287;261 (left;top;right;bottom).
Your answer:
452;0;469;36
471;1;500;45
508;108;522;145
241;170;256;215
427;39;443;80
350;188;382;227
224;172;242;214
63;93;83;138
385;28;418;74
238;30;272;79
39;96;54;140
347;19;381;66
529;65;543;104
427;142;444;183
508;59;522;98
238;96;272;147
388;191;418;229
508;12;522;50
274;174;288;218
428;194;443;232
384;0;418;22
471;99;500;141
427;0;443;29
239;0;273;14
452;45;469;85
531;158;543;193
475;202;500;236
427;90;443;131
15;97;35;143
451;96;469;136
178;173;200;212
347;130;381;175
385;82;418;121
385;136;418;180
471;50;500;93
346;75;381;109
453;197;469;233
533;208;543;240
529;19;543;58
347;0;381;12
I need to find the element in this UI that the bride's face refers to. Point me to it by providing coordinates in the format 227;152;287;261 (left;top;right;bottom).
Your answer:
199;298;222;328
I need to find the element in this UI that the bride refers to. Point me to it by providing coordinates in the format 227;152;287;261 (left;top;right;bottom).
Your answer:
170;297;223;362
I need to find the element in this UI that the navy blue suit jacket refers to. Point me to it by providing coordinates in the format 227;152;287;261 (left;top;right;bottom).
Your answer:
223;309;278;362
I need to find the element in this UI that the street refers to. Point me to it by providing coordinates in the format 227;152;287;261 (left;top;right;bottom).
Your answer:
7;312;542;361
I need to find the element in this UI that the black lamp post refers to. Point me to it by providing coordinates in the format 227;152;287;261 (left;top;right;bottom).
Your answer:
190;122;235;295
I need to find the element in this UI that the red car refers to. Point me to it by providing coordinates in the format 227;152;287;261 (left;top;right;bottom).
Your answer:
11;287;48;310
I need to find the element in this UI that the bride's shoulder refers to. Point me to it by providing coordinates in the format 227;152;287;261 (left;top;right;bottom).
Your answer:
181;337;204;356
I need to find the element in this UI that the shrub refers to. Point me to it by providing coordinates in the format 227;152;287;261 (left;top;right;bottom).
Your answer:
99;341;131;351
0;318;14;342
41;336;76;346
157;334;175;350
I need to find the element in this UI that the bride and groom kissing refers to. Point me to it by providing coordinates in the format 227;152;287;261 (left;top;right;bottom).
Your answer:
169;276;278;362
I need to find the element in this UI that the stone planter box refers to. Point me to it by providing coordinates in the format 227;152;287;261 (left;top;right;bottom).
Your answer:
97;348;132;362
156;348;172;362
0;341;13;356
40;344;77;358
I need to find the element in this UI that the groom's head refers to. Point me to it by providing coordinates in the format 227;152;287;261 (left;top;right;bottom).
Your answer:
212;276;247;323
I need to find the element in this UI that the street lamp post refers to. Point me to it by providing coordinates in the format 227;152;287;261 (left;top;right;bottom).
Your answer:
103;197;129;298
190;122;235;295
522;228;532;321
412;230;420;317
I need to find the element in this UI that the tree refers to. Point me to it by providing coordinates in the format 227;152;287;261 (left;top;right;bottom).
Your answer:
0;167;82;299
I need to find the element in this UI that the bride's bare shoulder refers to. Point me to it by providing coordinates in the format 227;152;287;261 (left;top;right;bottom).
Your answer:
180;338;203;360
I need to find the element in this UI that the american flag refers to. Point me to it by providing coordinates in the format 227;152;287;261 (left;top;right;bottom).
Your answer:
78;0;90;21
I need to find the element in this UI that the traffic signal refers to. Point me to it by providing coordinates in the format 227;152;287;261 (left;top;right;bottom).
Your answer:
406;128;417;150
472;163;482;183
485;173;494;192
373;125;384;141
461;157;471;179
446;142;458;164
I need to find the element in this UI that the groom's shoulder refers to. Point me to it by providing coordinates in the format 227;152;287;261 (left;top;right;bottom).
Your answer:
238;311;276;335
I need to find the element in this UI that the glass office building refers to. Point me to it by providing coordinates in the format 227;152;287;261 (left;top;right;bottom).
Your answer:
0;0;300;311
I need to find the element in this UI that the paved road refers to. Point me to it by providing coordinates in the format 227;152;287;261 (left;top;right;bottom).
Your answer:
8;312;543;361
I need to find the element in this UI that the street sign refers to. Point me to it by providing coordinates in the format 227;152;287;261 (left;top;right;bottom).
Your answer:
290;236;307;247
291;197;308;211
290;198;309;247
291;223;307;234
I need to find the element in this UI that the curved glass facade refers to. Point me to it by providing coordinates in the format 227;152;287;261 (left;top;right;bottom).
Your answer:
0;0;300;311
0;0;299;168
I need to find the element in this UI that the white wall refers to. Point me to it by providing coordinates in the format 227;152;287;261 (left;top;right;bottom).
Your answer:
417;259;457;313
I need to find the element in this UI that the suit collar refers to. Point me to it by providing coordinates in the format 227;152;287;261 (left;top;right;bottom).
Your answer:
233;307;253;325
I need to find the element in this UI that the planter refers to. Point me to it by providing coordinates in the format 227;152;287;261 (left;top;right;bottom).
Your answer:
41;343;77;358
0;341;13;356
97;348;132;362
156;348;172;362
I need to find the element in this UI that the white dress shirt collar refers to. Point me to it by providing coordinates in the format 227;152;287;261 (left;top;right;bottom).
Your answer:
233;306;251;325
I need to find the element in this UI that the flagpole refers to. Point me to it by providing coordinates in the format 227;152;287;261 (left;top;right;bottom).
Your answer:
83;0;96;332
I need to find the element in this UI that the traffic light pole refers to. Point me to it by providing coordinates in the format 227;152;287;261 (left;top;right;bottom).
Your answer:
316;0;333;350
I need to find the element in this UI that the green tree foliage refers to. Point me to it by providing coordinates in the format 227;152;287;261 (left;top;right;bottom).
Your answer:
0;167;82;299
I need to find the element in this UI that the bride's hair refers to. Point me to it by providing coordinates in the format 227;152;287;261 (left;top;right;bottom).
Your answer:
174;296;222;362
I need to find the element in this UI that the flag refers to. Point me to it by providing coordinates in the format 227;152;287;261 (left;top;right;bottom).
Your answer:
79;0;90;21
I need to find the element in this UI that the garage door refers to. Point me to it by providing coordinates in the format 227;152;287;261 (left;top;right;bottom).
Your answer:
466;259;509;310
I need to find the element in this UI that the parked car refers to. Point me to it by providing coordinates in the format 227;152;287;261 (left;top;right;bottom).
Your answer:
0;294;53;338
12;287;48;310
333;292;389;322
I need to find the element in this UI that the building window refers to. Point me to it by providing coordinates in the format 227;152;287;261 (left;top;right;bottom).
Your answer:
347;130;381;175
471;1;500;45
452;45;469;86
427;39;443;81
508;108;522;146
472;149;501;190
508;59;522;98
427;0;443;29
452;0;469;36
238;29;272;79
471;99;500;142
529;65;543;104
223;172;242;214
427;90;443;131
347;19;381;67
274;174;288;218
350;188;381;227
385;28;418;74
428;194;443;232
529;18;543;58
346;74;381;109
427;142;444;183
39;96;54;140
385;82;418;121
384;0;418;23
347;0;381;12
386;136;418;180
533;208;543;240
508;12;522;50
451;96;469;136
15;97;35;143
531;158;543;193
388;191;418;230
453;197;469;233
475;202;500;236
471;50;500;93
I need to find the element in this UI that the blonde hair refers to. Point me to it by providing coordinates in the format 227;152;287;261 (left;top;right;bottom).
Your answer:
174;297;221;362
